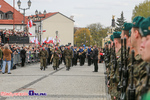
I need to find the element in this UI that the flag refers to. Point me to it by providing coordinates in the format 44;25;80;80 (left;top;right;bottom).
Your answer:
47;37;53;43
43;30;46;32
29;20;33;28
29;32;32;36
27;21;29;28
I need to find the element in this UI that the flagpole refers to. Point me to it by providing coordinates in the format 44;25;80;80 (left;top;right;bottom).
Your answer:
13;0;15;30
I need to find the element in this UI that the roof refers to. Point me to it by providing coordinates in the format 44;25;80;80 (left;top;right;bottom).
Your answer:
0;0;28;25
29;12;74;22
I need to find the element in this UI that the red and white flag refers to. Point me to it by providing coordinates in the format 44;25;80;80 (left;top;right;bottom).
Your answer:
29;32;32;36
29;20;33;28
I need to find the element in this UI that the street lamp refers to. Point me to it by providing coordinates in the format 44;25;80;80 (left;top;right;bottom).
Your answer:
33;10;46;45
17;0;31;32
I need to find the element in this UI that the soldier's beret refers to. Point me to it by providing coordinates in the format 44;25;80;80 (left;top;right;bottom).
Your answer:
122;23;132;31
129;29;131;37
132;16;145;28
105;42;107;44
139;17;150;37
113;31;121;38
110;35;114;41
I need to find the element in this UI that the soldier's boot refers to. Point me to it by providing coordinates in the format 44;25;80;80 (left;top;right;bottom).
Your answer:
40;66;43;70
55;66;57;71
53;66;55;70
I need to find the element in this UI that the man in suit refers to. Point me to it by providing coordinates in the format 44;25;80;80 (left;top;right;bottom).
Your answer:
92;45;98;72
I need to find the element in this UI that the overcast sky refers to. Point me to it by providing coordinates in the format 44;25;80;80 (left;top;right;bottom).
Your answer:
5;0;144;27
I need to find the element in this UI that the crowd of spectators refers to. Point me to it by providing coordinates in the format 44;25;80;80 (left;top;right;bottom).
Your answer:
0;29;29;43
0;43;41;74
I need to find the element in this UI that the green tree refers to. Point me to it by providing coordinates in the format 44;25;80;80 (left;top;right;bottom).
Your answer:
74;28;92;47
87;23;108;47
115;11;126;32
132;0;150;19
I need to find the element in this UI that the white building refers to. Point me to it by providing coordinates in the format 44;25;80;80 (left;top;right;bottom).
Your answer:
31;12;74;45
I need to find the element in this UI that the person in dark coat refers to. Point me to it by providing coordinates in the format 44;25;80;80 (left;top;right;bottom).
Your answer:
92;45;98;72
20;47;26;67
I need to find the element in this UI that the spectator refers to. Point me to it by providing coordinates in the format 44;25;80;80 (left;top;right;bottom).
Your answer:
2;44;12;74
20;47;26;67
0;44;2;70
10;44;14;69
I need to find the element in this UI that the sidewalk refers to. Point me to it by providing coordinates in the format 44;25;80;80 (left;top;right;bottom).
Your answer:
0;63;110;100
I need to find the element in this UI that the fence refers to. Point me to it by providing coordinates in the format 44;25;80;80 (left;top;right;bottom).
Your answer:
13;52;40;66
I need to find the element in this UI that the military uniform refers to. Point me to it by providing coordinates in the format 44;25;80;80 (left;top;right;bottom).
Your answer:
78;47;85;66
87;47;93;66
53;48;61;70
64;47;73;70
39;48;48;70
72;47;78;66
135;16;150;99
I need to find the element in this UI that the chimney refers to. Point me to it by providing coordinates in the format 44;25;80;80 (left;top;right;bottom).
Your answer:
70;16;74;20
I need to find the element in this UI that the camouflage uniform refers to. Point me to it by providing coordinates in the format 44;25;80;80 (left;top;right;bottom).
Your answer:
126;54;147;99
109;49;121;99
53;48;61;70
39;49;48;70
64;48;73;70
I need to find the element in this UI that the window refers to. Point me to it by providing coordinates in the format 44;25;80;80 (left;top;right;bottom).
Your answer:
0;11;4;19
5;11;13;19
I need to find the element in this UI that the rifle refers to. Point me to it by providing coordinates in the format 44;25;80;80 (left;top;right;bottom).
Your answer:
113;42;117;83
127;50;135;100
117;38;124;91
120;37;128;100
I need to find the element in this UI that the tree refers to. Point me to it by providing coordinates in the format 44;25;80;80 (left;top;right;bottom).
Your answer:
115;11;126;31
74;28;92;47
132;0;150;19
87;23;108;47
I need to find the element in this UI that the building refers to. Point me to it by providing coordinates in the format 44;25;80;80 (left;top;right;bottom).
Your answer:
0;0;36;41
102;15;116;48
30;12;74;45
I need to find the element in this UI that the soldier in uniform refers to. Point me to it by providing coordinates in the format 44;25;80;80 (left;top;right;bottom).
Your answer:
72;45;78;66
135;17;150;99
52;45;61;70
64;45;73;70
78;46;85;66
87;45;93;66
39;46;48;70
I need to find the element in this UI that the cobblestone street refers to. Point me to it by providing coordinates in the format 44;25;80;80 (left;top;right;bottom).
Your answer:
0;63;109;100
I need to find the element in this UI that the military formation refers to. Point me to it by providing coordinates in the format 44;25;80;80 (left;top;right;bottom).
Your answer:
39;43;99;72
104;16;150;100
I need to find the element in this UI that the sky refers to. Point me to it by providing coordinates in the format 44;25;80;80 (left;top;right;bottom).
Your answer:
5;0;145;27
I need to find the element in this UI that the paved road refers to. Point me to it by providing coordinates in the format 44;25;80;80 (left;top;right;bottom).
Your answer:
0;62;110;100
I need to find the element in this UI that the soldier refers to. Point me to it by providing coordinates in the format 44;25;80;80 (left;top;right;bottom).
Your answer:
124;16;148;99
72;45;78;66
52;45;61;70
136;16;150;99
78;46;85;66
64;45;73;71
109;31;122;99
87;45;93;66
92;45;98;72
39;46;48;70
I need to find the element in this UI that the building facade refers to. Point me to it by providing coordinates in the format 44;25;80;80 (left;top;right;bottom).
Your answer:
31;12;74;45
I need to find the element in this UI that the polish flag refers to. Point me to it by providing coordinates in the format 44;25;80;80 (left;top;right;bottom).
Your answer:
42;38;46;44
29;32;32;36
47;37;53;43
29;20;33;28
